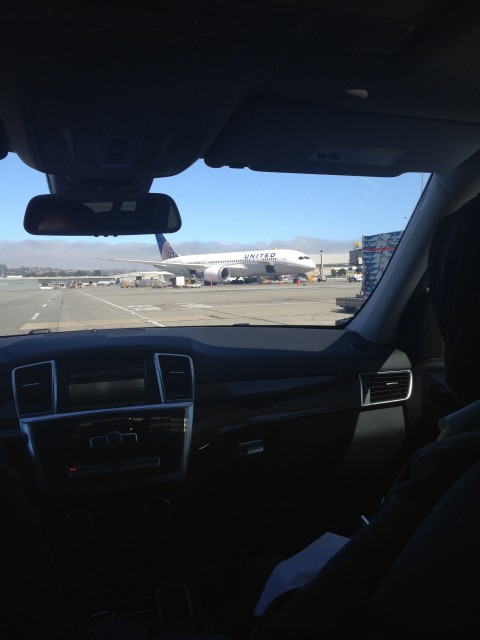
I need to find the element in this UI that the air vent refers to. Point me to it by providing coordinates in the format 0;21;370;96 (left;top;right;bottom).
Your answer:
13;361;56;416
360;370;412;406
156;354;194;402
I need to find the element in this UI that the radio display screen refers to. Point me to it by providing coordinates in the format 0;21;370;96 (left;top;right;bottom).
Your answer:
67;362;146;410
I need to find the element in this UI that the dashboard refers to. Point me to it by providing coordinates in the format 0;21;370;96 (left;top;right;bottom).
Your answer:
0;326;414;547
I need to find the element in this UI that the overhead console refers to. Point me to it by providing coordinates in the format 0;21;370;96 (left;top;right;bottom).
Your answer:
13;353;194;494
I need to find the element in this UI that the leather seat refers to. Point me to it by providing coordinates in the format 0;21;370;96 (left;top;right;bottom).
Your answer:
370;458;480;638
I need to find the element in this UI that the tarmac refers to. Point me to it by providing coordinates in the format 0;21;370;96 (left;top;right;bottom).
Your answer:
0;280;363;334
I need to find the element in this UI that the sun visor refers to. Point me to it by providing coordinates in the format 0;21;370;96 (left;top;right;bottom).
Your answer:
204;102;480;176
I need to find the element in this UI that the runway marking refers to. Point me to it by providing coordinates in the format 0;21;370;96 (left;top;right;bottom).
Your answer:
0;292;39;304
127;305;162;311
78;290;165;327
178;303;213;309
210;301;322;308
31;313;39;320
19;318;150;331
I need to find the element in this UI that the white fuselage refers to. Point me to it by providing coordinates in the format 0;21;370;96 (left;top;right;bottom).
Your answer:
162;249;317;279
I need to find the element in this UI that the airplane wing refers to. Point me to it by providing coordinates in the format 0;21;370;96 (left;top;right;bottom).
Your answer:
177;262;209;271
96;258;254;277
95;257;210;275
224;264;249;276
95;257;171;270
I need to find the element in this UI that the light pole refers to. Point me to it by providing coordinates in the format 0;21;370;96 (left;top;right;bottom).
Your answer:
319;250;324;281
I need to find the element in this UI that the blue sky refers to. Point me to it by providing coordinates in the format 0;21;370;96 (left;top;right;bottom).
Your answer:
0;152;426;268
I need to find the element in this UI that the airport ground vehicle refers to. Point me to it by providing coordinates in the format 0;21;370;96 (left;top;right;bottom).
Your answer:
1;2;480;639
347;273;362;283
121;276;167;289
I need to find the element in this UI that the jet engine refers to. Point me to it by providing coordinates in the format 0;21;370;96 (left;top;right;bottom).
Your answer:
203;266;230;283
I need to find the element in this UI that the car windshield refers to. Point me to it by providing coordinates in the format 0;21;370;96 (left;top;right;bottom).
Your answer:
0;153;426;335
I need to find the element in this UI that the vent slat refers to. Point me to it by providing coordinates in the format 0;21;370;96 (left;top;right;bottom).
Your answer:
361;370;412;406
13;362;55;416
156;354;194;402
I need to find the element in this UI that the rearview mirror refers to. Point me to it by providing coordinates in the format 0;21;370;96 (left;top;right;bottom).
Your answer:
24;193;182;236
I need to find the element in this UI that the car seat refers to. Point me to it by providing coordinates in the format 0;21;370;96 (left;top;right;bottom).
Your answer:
369;457;480;638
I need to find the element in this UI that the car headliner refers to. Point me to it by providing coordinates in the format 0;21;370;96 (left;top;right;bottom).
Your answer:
0;0;480;195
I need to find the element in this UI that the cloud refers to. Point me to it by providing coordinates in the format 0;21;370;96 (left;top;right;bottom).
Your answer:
357;204;380;217
362;177;379;188
0;235;357;269
171;235;354;255
0;240;160;270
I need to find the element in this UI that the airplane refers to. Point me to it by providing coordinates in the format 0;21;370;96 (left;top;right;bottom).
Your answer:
104;234;317;284
96;279;117;286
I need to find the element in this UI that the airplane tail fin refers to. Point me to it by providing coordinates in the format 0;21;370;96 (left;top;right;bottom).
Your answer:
156;234;179;260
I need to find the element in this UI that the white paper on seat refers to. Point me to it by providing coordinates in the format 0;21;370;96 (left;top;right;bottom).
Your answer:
254;531;350;616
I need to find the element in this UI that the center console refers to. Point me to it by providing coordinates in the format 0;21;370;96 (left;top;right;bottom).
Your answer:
13;352;195;542
20;404;193;493
14;351;194;493
11;352;202;623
